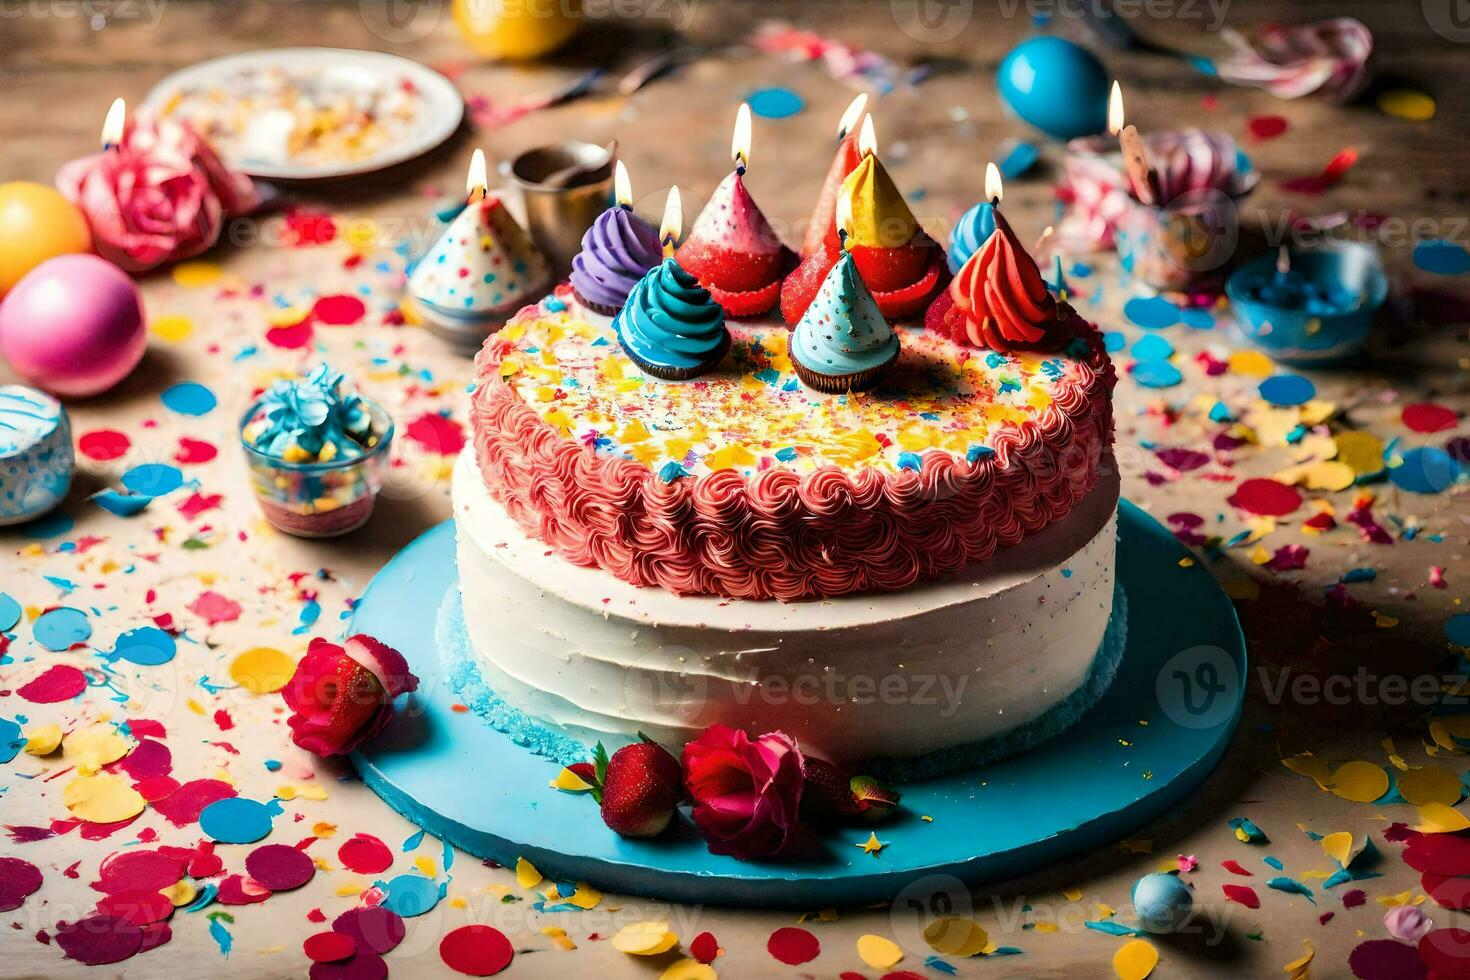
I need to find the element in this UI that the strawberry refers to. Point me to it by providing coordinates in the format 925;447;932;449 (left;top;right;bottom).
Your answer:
598;739;683;839
676;237;793;296
799;757;861;825
782;243;949;326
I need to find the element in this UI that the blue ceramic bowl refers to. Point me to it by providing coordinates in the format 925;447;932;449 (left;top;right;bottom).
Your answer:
997;37;1110;142
0;385;73;526
1226;243;1387;365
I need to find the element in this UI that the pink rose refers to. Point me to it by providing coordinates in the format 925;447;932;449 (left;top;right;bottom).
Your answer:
682;725;809;861
56;115;260;273
280;635;418;757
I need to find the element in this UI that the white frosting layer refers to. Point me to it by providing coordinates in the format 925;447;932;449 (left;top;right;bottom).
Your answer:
452;450;1119;764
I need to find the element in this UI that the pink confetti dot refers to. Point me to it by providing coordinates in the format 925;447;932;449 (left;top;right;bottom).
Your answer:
187;589;242;625
150;778;237;827
331;906;406;955
404;413;466;455
94;849;186;894
55;915;145;966
266;316;315;350
174;437;218;465
337;833;393;875
0;857;43;912
78;428;131;461
313;294;367;326
16;664;88;703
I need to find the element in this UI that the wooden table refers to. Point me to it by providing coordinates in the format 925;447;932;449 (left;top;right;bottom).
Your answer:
3;1;1468;977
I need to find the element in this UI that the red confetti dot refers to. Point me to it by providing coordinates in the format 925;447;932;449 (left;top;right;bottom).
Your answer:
95;849;186;894
1220;859;1252;876
1405;833;1470;876
215;873;272;906
1419;929;1470;978
16;664;88;703
95;889;175;926
305;932;358;963
690;930;719;963
768;926;820;965
332;906;406;955
1222;884;1260;908
439;924;514;976
245;843;316;891
266;317;315;350
1246;115;1288;140
404;413;466;456
1227;478;1302;517
313;294;368;326
55;914;146;965
1403;402;1459;434
149;778;236;827
78;429;131;461
337;834;393;875
0;857;42;912
1349;938;1428;980
1425;872;1470;911
174;437;218;465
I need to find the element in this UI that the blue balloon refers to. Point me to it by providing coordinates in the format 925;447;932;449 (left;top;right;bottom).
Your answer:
998;37;1110;141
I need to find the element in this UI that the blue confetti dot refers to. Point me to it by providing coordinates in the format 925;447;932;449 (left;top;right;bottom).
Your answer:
200;797;278;844
1389;447;1460;494
998;140;1040;179
1102;331;1126;352
1124;295;1182;330
1447;614;1470;647
0;593;19;632
745;87;805;119
1133;360;1182;388
34;606;91;652
92;489;153;517
1179;307;1216;330
111;626;176;666
1258;374;1315;407
160;381;218;417
1131;334;1174;361
121;463;185;497
0;718;22;764
376;873;445;917
1413;240;1470;276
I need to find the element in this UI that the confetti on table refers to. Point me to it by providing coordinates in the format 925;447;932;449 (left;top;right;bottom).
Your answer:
0;857;43;912
1112;938;1158;980
0;591;20;631
305;932;359;963
1228;478;1302;517
64;772;147;823
1124;296;1181;330
1388;447;1458;494
746;86;805;119
17;664;89;703
1377;89;1436;121
78;428;131;461
375;872;446;917
768;926;821;965
439;924;515;976
857;934;904;969
110;626;177;666
160;381;218;416
33;606;92;651
1259;374;1315;406
229;647;297;694
611;921;679;956
1412;240;1470;275
200;797;279;844
245;843;316;890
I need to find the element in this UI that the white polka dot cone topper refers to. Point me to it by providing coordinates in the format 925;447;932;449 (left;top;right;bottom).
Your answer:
408;197;551;318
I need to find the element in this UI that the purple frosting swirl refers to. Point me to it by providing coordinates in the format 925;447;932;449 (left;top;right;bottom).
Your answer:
570;206;662;311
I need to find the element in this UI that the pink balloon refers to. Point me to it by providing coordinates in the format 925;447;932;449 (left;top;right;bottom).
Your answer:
0;253;145;398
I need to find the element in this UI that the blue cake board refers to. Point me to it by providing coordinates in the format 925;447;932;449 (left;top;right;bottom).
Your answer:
351;500;1246;908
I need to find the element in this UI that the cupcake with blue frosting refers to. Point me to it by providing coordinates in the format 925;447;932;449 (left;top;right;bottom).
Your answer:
0;385;73;526
947;200;998;274
614;257;730;381
789;248;900;393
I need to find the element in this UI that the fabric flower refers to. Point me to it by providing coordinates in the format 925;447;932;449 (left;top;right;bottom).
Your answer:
281;635;418;757
56;114;260;273
681;725;808;861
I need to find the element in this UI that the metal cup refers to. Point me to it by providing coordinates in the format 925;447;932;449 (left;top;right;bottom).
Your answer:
504;141;615;278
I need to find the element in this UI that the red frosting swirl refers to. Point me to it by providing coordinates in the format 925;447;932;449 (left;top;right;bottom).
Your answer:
469;321;1115;603
947;208;1067;352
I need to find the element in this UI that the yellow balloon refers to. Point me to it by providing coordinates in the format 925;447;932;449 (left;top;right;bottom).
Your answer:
0;182;93;296
453;0;582;61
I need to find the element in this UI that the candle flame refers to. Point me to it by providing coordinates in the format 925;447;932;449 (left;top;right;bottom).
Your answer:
1107;81;1125;136
985;161;1003;206
101;97;126;149
732;102;752;170
1035;225;1055;253
857;114;877;157
836;185;854;248
838;92;868;141
466;149;488;202
614;160;633;208
660;186;682;257
1277;245;1291;275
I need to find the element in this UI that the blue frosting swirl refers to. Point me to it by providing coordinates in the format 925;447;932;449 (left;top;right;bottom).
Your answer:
947;201;997;274
249;364;375;460
614;258;728;373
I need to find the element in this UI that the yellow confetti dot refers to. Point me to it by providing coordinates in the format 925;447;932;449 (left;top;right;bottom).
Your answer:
550;768;594;792
924;917;988;957
567;882;602;910
230;647;297;695
1284;938;1314;978
611;921;678;956
164;879;198;906
1319;831;1356;867
149;314;194;343
1335;430;1385;475
63;773;146;823
1228;350;1275;377
1063;887;1083;902
1301;461;1355;492
415;856;438;878
857;832;885;854
1328;761;1389;803
659;960;716;980
62;724;132;774
1398;767;1463;807
23;723;63;756
1377;89;1436;121
857;934;903;970
515;856;542;889
171;261;223;288
1416;802;1470;834
1113;938;1159;980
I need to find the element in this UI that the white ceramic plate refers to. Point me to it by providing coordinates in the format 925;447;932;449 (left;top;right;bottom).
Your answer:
141;48;464;181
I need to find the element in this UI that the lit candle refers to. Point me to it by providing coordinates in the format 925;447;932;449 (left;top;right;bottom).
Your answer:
660;186;682;258
986;160;1002;208
802;93;870;256
1108;81;1160;205
614;159;633;211
732;101;752;175
838;92;868;143
858;114;877;158
836;181;854;251
466;148;488;204
101;97;126;152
